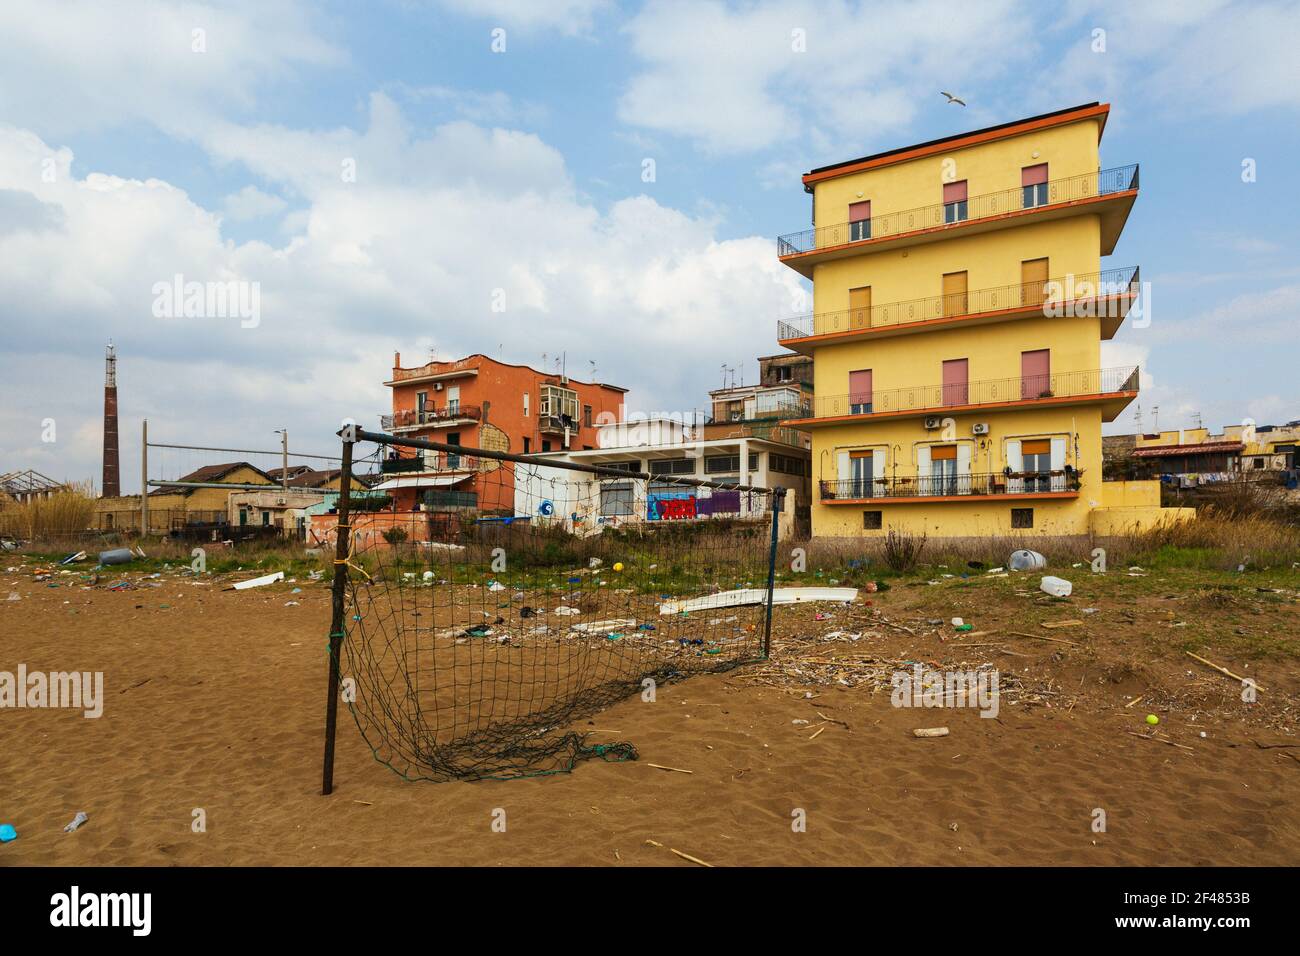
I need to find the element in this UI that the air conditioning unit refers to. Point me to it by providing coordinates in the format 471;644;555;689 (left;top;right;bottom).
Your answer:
923;416;942;430
434;382;444;391
972;423;990;435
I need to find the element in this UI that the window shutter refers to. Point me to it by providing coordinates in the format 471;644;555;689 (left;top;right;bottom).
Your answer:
873;448;886;481
1050;437;1067;471
837;450;850;480
1005;440;1023;493
916;445;931;479
849;200;871;222
943;180;968;203
1021;163;1048;186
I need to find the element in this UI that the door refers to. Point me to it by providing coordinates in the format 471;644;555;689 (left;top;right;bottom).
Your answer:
850;451;873;498
930;444;957;495
1021;349;1051;399
849;369;873;414
1022;439;1051;492
942;271;968;316
942;358;968;406
1021;258;1049;309
446;385;460;415
848;286;872;330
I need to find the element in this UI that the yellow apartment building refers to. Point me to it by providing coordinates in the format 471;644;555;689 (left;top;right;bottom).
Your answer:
776;103;1185;538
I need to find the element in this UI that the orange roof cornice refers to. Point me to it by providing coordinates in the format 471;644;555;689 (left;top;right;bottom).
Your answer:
802;103;1110;189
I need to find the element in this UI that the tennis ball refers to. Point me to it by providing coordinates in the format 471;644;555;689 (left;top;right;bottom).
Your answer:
613;562;624;572
1145;714;1159;726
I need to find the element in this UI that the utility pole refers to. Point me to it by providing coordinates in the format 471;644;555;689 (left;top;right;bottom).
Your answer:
281;429;289;493
140;419;149;535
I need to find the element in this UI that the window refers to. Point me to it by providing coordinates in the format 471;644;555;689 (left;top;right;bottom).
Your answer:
523;437;530;454
943;180;968;223
583;404;593;428
1021;164;1048;208
650;457;695;476
849;369;872;414
541;440;551;452
775;366;792;382
417;391;428;413
849;200;871;241
1021;439;1052;492
601;482;635;516
540;384;579;424
748;453;759;471
863;510;883;530
261;511;270;526
706;454;740;474
605;460;640;473
1011;507;1034;529
770;454;808;476
523;392;530;417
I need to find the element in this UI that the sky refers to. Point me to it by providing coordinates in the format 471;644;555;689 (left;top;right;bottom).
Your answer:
2;0;1298;492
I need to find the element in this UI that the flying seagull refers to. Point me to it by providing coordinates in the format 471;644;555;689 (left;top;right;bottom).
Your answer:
940;91;967;106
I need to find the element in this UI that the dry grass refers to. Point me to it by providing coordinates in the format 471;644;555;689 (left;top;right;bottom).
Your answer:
0;484;96;540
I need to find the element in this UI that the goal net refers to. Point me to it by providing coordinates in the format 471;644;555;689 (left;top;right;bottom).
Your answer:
326;429;781;783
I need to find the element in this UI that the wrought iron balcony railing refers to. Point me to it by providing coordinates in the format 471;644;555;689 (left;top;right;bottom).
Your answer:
805;366;1139;420
821;470;1082;501
777;165;1139;257
777;266;1139;341
382;405;481;430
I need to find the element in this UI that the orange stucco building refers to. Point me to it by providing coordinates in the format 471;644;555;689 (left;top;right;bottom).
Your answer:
379;353;628;512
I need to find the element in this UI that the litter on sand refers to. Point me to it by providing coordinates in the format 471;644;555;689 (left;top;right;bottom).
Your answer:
1040;576;1073;597
227;571;285;591
1009;549;1047;571
913;727;950;738
658;587;858;615
63;812;88;833
571;619;637;634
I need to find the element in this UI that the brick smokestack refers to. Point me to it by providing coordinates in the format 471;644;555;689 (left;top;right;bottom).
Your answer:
102;341;120;497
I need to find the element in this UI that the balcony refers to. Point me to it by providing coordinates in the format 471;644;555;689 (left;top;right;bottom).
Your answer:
820;470;1082;504
777;165;1139;277
382;404;481;432
777;266;1140;352
788;366;1140;427
538;413;578;435
380;451;484;474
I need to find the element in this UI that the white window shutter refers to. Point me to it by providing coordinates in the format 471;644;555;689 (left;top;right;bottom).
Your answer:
957;444;972;494
1050;437;1066;471
916;445;931;479
1006;440;1023;493
837;450;850;481
873;448;886;481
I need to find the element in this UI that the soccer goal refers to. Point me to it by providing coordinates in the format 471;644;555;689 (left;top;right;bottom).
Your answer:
320;425;784;789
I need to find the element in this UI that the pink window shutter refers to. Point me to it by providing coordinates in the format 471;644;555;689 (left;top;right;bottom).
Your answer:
1021;164;1048;186
942;181;967;204
849;369;872;402
849;200;871;222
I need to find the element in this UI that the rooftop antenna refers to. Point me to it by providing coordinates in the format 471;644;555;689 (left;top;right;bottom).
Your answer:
1151;405;1160;433
588;359;597;382
1192;411;1203;429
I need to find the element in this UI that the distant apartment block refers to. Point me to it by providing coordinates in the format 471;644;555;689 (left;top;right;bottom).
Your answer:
380;352;628;512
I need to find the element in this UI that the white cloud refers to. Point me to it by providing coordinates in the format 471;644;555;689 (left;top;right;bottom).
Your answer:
222;185;289;222
618;0;1034;155
433;0;611;35
0;0;344;138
